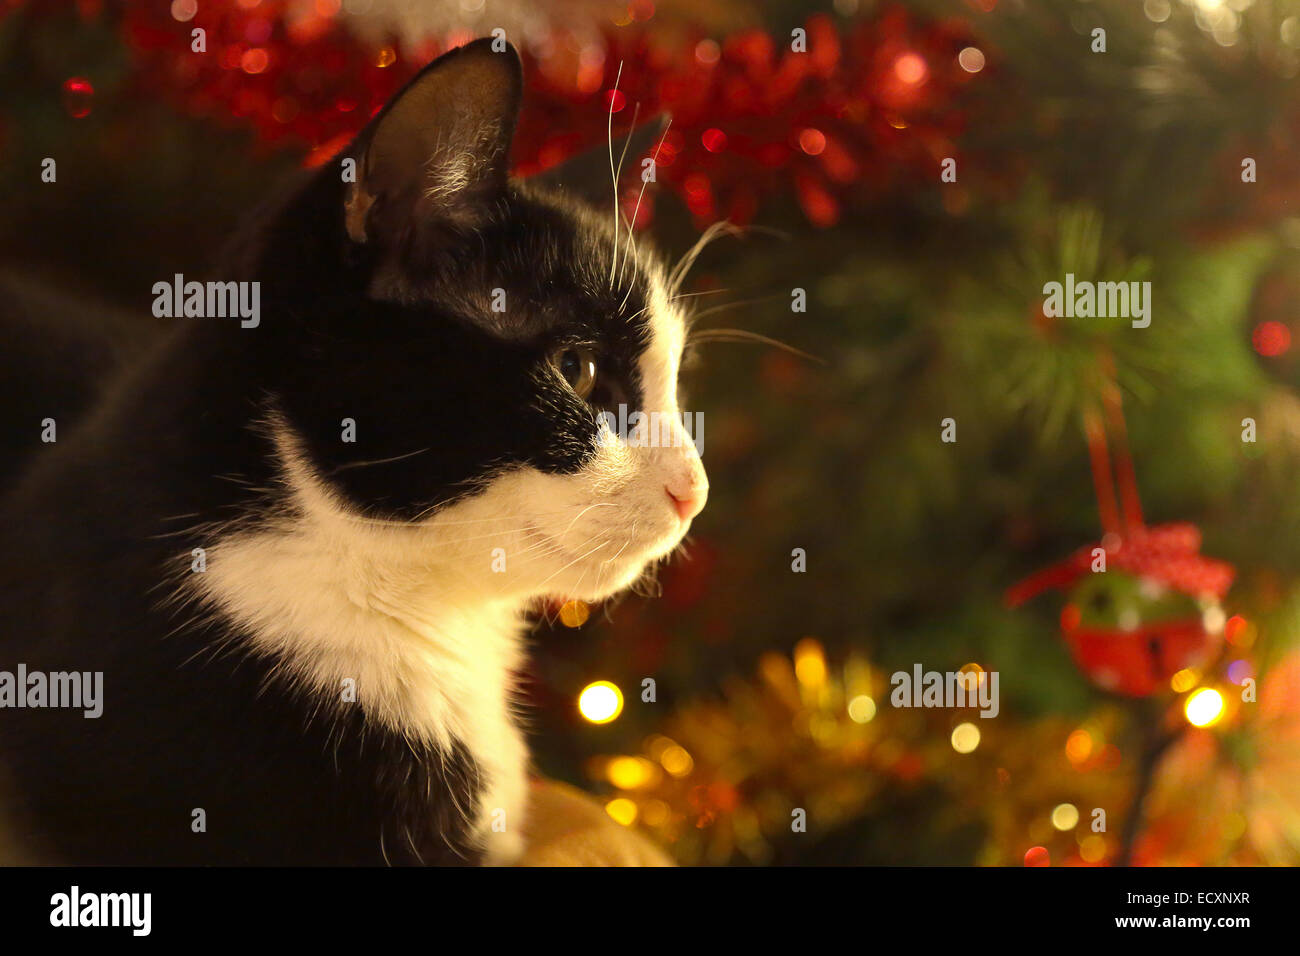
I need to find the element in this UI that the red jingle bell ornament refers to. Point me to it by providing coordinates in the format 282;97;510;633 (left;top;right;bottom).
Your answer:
1006;355;1235;697
1007;525;1234;696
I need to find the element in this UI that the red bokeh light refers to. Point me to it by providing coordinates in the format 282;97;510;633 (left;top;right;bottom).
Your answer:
798;128;826;156
1024;846;1050;867
1252;320;1291;357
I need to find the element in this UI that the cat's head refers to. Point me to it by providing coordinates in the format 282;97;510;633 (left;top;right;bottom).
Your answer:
255;39;707;604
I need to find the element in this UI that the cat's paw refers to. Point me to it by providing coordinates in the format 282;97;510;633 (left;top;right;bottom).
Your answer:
516;779;674;867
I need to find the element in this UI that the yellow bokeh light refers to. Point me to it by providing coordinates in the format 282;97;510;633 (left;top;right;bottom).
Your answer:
847;694;877;723
659;743;694;777
559;599;590;628
794;638;827;687
1079;835;1107;863
1170;668;1199;693
641;799;670;827
951;722;980;754
606;755;658;790
1185;688;1225;727
810;713;838;744
959;662;985;687
1065;728;1093;765
1051;803;1079;831
605;798;638;826
578;680;623;723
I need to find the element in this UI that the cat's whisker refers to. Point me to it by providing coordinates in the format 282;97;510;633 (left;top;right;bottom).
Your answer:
615;117;671;305
424;504;616;527
314;501;625;554
421;525;555;548
558;500;620;537
684;293;787;325
570;555;594;598
606;61;624;290
667;220;743;297
324;447;431;476
687;326;826;364
670;288;732;302
594;523;637;596
333;503;615;531
534;535;611;591
610;101;641;289
508;533;571;561
621;303;652;325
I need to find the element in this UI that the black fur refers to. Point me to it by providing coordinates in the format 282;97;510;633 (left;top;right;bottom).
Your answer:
0;39;660;864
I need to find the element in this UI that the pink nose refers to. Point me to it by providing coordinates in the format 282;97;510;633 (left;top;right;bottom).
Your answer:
666;485;707;522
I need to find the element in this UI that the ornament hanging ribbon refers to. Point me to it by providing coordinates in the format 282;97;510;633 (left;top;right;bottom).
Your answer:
1006;350;1235;607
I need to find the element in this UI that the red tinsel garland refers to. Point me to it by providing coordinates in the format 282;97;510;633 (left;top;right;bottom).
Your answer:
19;0;993;229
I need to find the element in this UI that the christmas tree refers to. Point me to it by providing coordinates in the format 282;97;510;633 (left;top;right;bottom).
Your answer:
3;0;1298;866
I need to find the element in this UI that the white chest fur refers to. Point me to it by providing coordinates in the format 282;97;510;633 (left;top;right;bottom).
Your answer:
187;451;531;864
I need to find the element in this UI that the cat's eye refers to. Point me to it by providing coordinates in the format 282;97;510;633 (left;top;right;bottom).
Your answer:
553;347;599;401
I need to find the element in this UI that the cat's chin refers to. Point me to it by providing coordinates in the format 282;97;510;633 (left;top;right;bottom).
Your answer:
532;530;689;605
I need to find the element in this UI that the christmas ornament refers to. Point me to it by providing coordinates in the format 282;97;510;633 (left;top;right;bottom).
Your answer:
1006;353;1235;697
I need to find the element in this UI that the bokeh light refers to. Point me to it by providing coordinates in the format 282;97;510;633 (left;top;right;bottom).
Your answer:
798;128;827;156
958;47;986;73
1051;803;1080;830
61;77;94;119
559;599;590;628
1253;320;1291;357
578;680;624;724
847;694;877;723
605;797;638;826
1185;688;1225;727
1065;728;1093;765
893;52;928;85
951;722;980;753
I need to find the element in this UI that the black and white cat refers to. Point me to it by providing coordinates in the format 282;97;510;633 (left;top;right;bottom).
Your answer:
0;38;706;865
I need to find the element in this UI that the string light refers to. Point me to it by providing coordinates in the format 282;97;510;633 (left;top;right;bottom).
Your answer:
957;47;986;73
1079;835;1107;863
1051;803;1079;830
578;680;624;724
559;599;590;628
893;52;928;85
606;756;659;789
847;694;877;723
951;722;980;753
1184;688;1225;727
659;743;693;777
1065;728;1093;765
605;798;638;826
794;638;827;686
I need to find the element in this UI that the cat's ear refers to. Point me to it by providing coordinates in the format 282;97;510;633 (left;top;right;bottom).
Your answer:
529;113;671;206
344;38;523;244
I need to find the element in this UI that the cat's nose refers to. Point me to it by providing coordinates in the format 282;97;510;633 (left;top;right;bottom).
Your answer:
665;482;707;522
